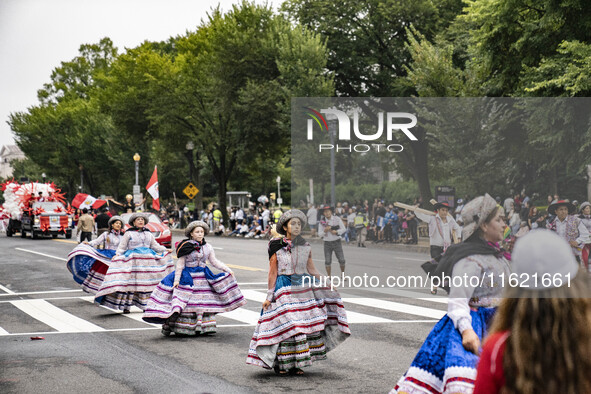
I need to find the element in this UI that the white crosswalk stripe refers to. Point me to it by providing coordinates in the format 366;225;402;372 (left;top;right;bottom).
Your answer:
218;308;261;325
10;299;105;333
79;296;161;327
0;289;446;335
343;297;446;320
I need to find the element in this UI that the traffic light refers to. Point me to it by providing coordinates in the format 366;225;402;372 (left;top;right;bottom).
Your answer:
270;193;276;200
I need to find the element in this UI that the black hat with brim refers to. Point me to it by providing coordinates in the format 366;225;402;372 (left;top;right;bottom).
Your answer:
548;200;576;215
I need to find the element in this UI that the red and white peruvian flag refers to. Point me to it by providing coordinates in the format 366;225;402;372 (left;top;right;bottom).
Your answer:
71;193;106;209
146;166;160;211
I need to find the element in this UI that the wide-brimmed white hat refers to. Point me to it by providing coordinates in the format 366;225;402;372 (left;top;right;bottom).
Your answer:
460;194;498;240
512;230;578;290
128;212;150;226
276;209;307;235
185;220;210;237
108;215;123;228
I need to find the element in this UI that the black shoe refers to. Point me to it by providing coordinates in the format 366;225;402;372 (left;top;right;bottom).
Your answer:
123;309;130;314
361;244;366;248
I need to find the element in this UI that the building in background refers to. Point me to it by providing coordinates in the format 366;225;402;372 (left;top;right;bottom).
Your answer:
0;145;25;179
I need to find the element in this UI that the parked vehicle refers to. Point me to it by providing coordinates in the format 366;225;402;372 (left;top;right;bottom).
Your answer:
6;218;21;237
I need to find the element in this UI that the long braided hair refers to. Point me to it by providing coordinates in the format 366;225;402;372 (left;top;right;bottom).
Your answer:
488;269;591;394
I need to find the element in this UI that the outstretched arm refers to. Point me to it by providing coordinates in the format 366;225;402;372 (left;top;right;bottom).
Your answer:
107;198;124;207
88;232;107;247
207;247;233;274
173;257;186;288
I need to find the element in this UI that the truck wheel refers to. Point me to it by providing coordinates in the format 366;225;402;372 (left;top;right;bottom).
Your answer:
7;230;13;237
52;234;58;239
66;232;72;239
20;230;26;238
32;231;38;239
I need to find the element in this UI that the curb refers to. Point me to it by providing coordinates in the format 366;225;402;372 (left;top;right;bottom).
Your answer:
171;228;430;254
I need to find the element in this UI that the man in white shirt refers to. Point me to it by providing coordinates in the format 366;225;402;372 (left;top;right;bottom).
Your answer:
235;207;244;224
415;202;461;261
318;205;346;277
261;207;270;232
546;199;590;263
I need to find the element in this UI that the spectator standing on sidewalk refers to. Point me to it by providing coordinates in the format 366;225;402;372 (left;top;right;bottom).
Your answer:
77;208;95;243
318;205;346;277
273;207;283;224
95;208;111;237
354;209;369;247
406;210;418;245
306;203;318;237
383;205;395;243
261;206;270;233
347;207;357;242
415;202;461;261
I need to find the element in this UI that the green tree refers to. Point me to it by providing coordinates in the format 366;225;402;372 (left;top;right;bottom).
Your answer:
284;0;465;205
141;2;333;220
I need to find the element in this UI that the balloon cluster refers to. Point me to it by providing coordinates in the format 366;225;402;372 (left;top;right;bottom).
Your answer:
0;180;66;219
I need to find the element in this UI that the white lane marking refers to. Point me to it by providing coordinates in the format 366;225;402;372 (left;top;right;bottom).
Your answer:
345;310;393;323
243;290;405;324
15;248;66;261
0;283;268;298
0;289;83;297
0;284;15;294
0;324;250;336
241;289;267;303
343;297;445;320
79;297;160;327
9;299;105;333
0;326;9;335
218;308;260;325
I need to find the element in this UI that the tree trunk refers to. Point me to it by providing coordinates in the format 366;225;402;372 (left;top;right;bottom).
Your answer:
217;169;228;228
550;168;558;197
410;139;432;207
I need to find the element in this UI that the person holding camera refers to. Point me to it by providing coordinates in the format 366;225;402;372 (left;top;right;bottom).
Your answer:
318;205;346;277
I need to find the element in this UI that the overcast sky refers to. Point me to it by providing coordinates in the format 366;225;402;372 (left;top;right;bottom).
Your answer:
0;0;274;147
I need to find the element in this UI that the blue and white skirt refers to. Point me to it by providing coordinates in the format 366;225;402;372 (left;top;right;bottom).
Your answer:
391;307;496;394
66;244;116;294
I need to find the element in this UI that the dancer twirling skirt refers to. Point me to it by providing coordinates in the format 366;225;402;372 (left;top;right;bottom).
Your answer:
246;209;350;375
392;194;511;394
143;220;247;336
95;212;173;313
66;215;124;294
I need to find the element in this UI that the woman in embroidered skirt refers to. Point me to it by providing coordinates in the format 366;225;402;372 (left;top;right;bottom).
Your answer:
393;194;511;394
95;212;173;313
142;220;246;336
246;209;350;375
474;230;591;394
66;215;124;294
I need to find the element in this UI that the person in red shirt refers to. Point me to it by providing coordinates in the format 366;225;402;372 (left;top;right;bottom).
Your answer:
474;230;591;394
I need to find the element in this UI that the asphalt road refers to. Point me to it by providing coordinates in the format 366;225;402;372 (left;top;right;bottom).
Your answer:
0;233;448;393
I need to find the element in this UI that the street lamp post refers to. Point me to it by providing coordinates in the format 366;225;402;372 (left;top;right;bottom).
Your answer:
276;176;282;207
328;119;336;208
133;153;141;208
185;141;194;182
78;164;84;193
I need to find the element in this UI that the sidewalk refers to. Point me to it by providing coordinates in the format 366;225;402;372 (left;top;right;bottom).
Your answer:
171;228;430;254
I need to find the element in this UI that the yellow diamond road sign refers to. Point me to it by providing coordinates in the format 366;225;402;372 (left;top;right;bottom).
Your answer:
183;183;199;199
